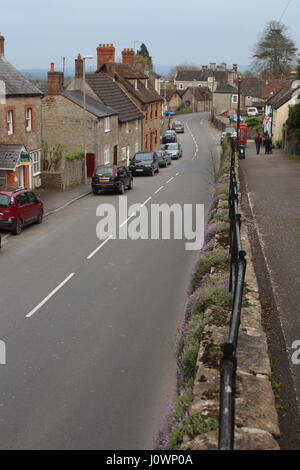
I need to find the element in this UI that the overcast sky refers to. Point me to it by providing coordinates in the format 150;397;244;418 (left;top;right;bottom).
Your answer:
0;0;299;72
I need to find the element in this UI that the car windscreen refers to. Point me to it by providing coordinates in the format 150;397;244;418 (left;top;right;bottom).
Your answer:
134;153;153;161
0;194;10;208
173;122;182;125
165;144;178;149
95;167;114;176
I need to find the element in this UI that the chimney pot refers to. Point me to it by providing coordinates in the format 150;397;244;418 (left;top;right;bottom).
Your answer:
97;43;115;70
0;35;5;56
122;48;135;67
48;63;64;95
75;54;83;78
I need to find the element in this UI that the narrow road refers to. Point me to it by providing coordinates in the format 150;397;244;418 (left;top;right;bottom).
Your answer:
0;112;220;449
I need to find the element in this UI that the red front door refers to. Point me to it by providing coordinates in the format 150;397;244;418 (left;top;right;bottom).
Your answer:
86;153;95;178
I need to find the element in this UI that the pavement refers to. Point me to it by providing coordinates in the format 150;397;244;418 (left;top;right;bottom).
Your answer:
35;184;92;216
239;143;300;449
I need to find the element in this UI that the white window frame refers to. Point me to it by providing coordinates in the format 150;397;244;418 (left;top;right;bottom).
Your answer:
135;119;139;130
135;79;138;90
135;142;139;154
7;110;13;135
125;121;129;134
126;146;130;166
31;149;41;176
232;95;238;104
25;107;32;132
121;147;127;161
104;117;111;132
104;147;110;165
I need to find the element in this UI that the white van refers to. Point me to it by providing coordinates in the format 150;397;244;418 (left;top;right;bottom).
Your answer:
247;107;258;117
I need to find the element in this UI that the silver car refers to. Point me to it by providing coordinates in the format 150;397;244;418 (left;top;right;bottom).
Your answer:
163;142;182;159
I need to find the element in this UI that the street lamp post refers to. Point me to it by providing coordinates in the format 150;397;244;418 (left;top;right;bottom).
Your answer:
237;77;242;148
83;55;94;184
193;79;196;113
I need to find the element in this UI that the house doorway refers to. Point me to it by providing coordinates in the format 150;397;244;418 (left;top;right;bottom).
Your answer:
86;153;95;178
113;145;118;165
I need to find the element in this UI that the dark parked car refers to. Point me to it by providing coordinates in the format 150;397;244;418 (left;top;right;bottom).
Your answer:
129;152;159;176
162;131;177;144
163;143;182;159
171;120;184;133
91;165;133;195
155;150;172;168
0;187;44;235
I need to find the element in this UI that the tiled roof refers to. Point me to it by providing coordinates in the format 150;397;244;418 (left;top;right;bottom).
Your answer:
267;84;300;109
85;73;143;122
160;89;181;101
181;87;212;101
0;56;42;96
62;90;118;118
214;84;238;94
0;144;26;171
175;69;228;82
99;63;163;104
240;79;263;98
262;80;290;100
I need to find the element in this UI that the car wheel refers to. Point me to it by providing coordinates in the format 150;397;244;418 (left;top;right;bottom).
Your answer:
36;210;43;224
92;188;99;195
157;167;159;173
127;178;133;189
13;218;23;235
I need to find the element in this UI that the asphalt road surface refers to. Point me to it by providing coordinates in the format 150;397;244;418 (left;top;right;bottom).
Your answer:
0;112;220;449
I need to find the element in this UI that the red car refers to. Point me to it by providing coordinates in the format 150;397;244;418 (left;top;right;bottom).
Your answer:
0;187;44;235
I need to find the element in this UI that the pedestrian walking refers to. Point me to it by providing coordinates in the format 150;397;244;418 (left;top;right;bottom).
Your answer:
264;135;272;154
255;133;263;154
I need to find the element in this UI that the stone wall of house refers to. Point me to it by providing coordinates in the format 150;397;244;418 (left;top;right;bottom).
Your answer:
0;95;42;150
41;95;118;167
213;94;237;116
118;119;142;163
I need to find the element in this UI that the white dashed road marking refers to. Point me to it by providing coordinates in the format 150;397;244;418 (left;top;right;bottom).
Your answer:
26;273;76;318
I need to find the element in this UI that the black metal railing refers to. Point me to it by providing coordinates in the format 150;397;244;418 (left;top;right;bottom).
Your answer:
218;146;247;450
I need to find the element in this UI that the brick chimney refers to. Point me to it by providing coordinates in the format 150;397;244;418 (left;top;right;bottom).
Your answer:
232;64;238;73
122;48;135;67
75;54;83;78
0;35;5;57
97;43;115;69
47;63;64;95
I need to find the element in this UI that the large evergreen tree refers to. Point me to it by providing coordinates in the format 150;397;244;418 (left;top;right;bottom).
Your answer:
252;21;297;78
135;43;152;70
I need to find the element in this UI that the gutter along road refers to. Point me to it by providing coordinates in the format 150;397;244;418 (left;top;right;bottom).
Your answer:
0;112;220;449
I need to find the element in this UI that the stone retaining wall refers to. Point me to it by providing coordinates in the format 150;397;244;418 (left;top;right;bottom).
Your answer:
181;157;280;450
41;157;84;190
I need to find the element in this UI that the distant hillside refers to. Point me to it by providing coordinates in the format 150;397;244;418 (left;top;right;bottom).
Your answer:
21;64;251;80
154;64;251;77
21;68;74;80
